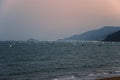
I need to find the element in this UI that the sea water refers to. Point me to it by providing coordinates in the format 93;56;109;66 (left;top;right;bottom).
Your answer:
0;41;120;80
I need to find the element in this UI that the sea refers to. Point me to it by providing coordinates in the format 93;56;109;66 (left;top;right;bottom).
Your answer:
1;41;120;80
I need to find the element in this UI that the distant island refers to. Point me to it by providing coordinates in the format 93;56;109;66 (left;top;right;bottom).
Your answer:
59;26;120;41
26;38;39;42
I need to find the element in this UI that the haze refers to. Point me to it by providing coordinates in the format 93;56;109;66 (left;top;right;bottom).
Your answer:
0;0;120;41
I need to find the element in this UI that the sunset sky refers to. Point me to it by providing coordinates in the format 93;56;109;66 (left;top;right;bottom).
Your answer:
0;0;120;41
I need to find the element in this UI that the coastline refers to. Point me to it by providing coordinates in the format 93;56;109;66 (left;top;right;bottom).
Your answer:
97;76;120;80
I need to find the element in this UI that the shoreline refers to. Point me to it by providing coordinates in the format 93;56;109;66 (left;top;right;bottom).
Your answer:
97;76;120;80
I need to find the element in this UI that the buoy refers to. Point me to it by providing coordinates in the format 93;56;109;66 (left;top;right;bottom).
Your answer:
98;44;102;46
82;44;85;46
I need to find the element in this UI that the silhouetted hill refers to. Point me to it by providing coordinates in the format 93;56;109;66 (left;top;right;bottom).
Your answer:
63;26;120;41
104;31;120;42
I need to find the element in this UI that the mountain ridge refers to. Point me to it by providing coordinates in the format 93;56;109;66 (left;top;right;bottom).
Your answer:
61;26;120;41
104;30;120;42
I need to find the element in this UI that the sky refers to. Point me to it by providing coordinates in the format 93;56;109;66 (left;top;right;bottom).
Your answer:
0;0;120;41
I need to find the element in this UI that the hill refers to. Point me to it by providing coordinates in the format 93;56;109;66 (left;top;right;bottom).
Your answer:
104;31;120;42
62;26;120;41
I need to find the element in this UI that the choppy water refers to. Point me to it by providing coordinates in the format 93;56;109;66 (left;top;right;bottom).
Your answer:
1;41;120;80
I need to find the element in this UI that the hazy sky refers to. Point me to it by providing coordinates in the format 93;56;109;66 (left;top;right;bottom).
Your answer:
0;0;120;41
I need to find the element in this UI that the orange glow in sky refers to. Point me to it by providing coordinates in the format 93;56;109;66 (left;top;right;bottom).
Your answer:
0;0;120;40
109;0;120;14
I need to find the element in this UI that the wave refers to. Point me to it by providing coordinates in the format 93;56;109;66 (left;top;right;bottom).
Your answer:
51;70;120;80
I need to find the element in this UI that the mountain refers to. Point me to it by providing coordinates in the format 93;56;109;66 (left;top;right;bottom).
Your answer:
62;26;120;41
104;31;120;42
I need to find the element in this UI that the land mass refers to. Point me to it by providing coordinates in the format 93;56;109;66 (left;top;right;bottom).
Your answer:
104;31;120;42
97;76;120;80
60;26;120;41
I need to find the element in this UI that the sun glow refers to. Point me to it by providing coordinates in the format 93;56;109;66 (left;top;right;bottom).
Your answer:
0;0;120;40
109;0;120;14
